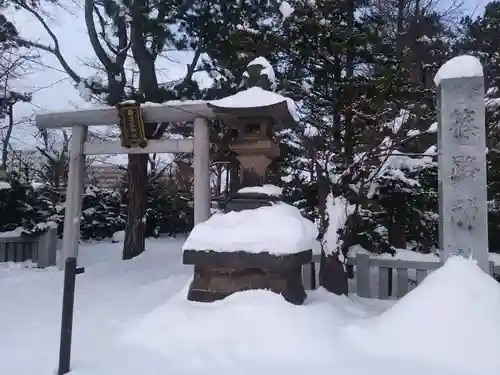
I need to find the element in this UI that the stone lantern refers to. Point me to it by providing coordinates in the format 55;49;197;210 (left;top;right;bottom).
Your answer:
207;59;296;211
182;57;315;306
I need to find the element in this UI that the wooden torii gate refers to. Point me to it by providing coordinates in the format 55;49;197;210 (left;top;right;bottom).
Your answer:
36;102;214;267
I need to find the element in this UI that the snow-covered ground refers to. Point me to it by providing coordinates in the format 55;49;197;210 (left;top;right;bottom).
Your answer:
1;236;500;375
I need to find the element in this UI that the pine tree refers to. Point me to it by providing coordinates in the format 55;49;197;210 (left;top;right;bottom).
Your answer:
0;173;55;234
260;0;456;293
145;176;193;237
459;1;500;252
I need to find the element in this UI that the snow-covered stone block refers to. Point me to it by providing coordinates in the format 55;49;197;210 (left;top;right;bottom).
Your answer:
182;202;318;254
183;249;312;305
182;202;318;304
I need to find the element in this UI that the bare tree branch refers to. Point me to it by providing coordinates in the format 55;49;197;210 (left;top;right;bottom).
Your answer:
14;1;82;84
84;0;115;70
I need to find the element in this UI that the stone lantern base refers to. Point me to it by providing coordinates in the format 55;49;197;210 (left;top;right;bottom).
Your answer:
183;249;312;305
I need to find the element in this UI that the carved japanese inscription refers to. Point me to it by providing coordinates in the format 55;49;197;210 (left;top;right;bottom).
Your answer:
450;155;480;182
451;197;478;230
449;108;479;141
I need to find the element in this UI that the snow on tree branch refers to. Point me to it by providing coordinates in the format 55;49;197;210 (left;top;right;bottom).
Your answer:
279;2;295;19
323;195;355;258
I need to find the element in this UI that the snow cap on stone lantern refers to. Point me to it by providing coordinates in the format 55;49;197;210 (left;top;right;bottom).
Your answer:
242;57;277;91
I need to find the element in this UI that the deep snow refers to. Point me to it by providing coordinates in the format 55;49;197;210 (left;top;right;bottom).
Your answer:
1;237;499;375
344;257;500;374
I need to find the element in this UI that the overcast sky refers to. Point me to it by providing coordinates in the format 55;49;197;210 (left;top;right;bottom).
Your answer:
4;0;492;157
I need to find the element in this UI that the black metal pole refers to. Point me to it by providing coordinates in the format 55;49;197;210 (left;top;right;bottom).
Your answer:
310;261;316;290
58;257;77;375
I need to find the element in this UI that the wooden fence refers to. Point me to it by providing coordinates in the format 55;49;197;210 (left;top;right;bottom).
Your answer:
0;228;58;268
303;252;500;300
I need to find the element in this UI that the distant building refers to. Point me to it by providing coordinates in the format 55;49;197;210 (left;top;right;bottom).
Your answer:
85;164;125;188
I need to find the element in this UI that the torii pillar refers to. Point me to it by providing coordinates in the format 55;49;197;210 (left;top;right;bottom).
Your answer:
193;117;211;225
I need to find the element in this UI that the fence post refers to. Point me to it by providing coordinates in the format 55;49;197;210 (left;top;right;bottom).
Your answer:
387;268;393;296
302;262;313;290
355;253;371;298
37;227;58;268
302;261;317;290
0;242;6;262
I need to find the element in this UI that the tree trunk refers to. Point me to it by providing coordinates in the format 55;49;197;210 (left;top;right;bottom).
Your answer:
343;0;355;166
319;252;348;295
388;191;407;249
319;0;355;296
2;104;14;167
317;163;349;295
123;153;148;260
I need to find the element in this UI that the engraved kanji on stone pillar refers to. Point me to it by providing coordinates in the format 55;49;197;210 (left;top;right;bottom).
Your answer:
436;59;489;272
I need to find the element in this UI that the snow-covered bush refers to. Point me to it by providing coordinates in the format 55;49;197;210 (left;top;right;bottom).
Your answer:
144;178;193;237
0;174;59;235
369;155;438;253
0;175;36;233
0;175;195;240
80;185;127;241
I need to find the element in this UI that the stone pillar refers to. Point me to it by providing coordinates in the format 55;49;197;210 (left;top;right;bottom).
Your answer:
37;227;58;268
60;124;87;269
193;117;211;225
437;74;489;272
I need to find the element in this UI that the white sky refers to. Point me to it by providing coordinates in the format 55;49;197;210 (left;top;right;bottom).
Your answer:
3;0;492;162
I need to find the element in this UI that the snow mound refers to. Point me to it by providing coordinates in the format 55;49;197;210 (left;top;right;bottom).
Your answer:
121;288;350;372
182;202;318;254
120;286;472;374
344;256;500;373
237;184;282;197
434;55;483;85
279;1;294;19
